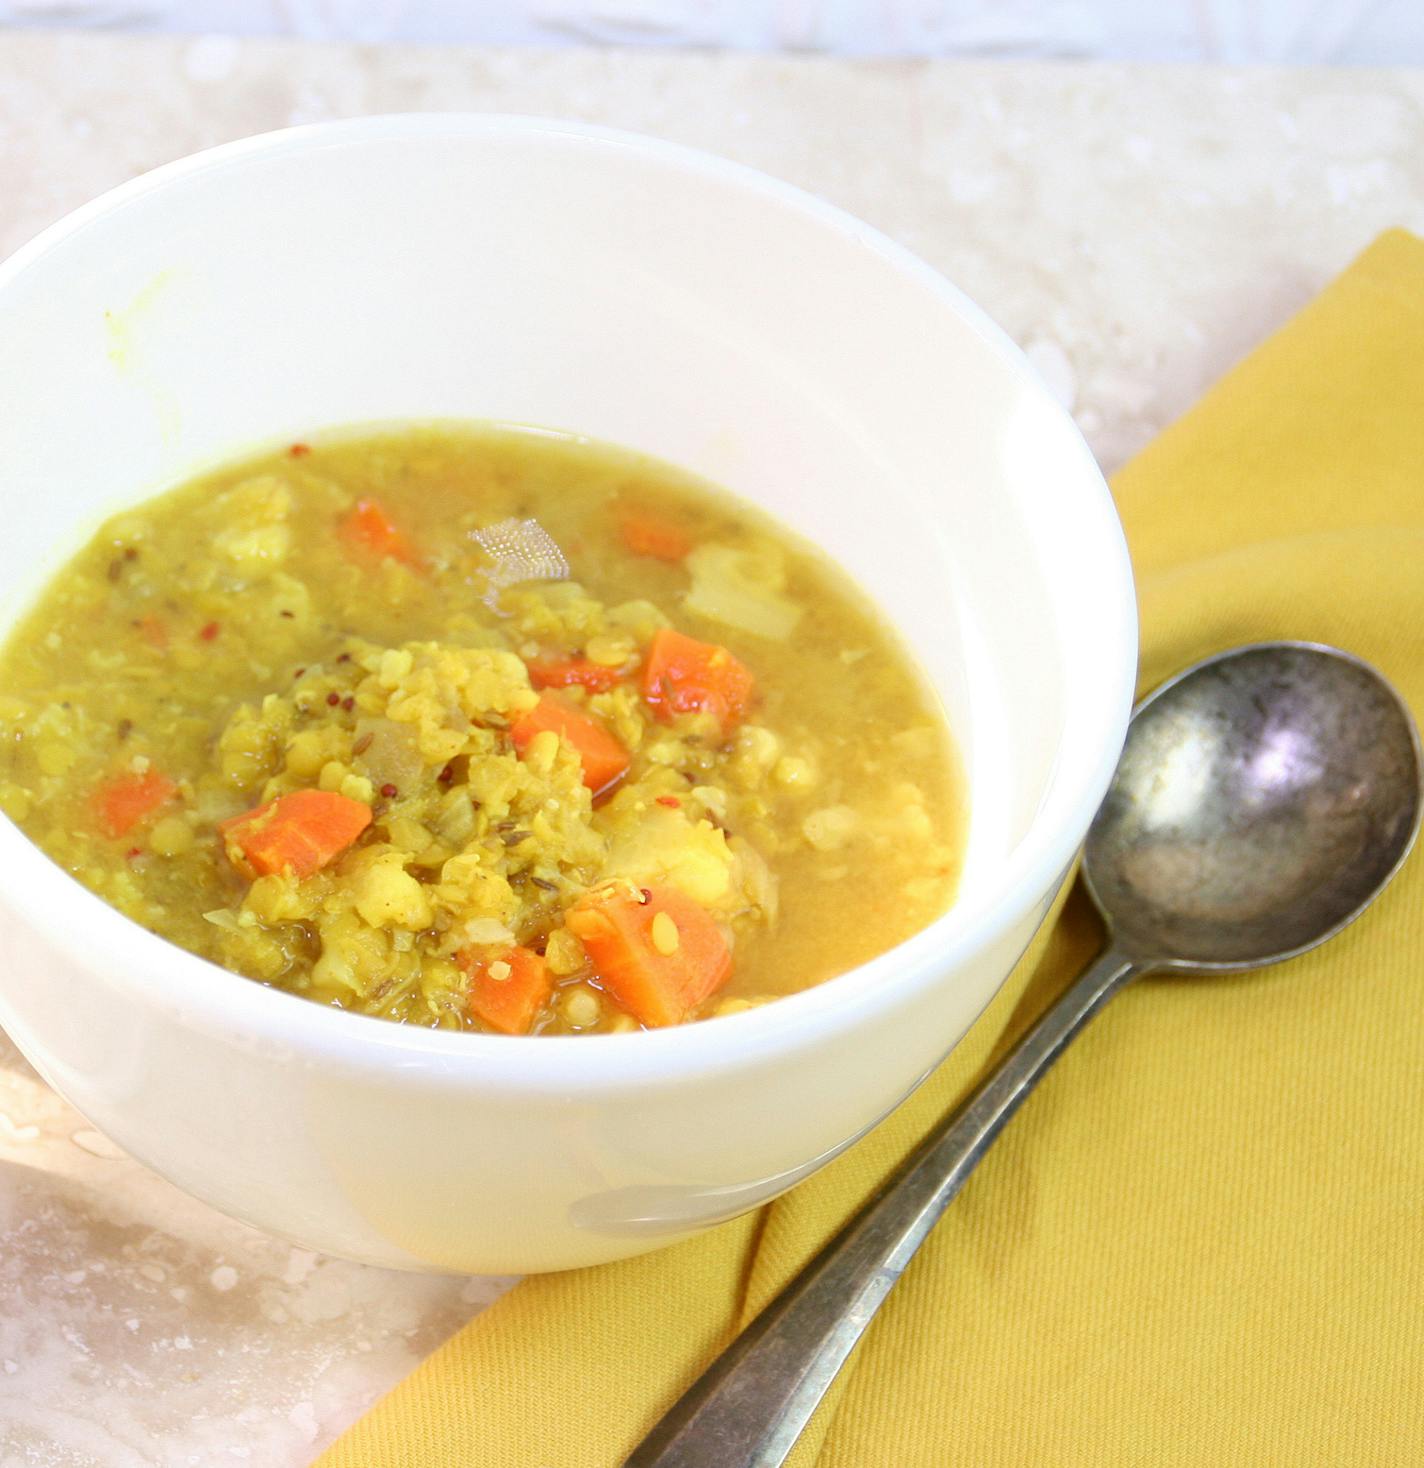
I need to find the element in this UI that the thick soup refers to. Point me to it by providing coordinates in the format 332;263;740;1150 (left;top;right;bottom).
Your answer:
0;427;963;1034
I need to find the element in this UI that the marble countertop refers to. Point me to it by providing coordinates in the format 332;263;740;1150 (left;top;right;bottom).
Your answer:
1;30;1422;1466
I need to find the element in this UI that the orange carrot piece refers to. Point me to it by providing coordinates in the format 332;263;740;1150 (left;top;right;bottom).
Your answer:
641;628;755;731
220;789;371;879
525;655;625;695
567;884;732;1028
461;946;551;1035
134;613;168;650
338;498;420;567
511;696;629;795
95;769;176;839
620;511;692;562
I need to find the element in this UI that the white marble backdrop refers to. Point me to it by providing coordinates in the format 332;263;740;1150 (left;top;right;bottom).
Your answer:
3;0;1424;64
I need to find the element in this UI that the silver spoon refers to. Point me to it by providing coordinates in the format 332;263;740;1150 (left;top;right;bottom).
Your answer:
626;641;1421;1468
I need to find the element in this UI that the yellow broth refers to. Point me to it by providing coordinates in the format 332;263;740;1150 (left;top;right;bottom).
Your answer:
0;426;964;1034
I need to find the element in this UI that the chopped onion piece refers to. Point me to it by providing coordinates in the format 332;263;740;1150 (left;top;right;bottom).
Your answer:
464;917;518;946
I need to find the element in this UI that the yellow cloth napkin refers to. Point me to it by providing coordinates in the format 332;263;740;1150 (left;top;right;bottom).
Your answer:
318;229;1424;1468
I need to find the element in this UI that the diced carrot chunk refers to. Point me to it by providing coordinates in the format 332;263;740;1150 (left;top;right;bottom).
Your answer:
95;769;176;839
511;696;629;795
620;511;692;562
641;628;755;730
461;946;551;1035
220;789;371;879
566;884;732;1028
338;498;420;567
525;656;624;695
135;613;168;649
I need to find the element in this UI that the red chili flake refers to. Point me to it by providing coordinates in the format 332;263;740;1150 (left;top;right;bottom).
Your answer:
655;795;681;808
288;442;311;458
326;692;341;707
341;696;355;712
124;847;142;860
438;764;455;784
380;782;399;799
640;888;652;904
336;652;351;663
279;609;295;619
198;621;220;642
292;667;305;679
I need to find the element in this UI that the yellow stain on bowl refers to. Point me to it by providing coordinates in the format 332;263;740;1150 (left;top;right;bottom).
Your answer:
103;268;184;444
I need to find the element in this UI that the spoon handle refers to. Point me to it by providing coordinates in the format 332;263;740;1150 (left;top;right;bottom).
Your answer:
624;946;1142;1468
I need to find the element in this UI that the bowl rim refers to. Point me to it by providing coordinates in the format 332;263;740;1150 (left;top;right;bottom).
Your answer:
0;112;1138;1090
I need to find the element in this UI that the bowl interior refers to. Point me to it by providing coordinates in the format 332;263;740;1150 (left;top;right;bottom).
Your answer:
0;116;1132;1005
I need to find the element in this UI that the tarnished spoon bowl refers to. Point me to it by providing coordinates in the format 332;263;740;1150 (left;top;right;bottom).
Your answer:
1086;641;1421;968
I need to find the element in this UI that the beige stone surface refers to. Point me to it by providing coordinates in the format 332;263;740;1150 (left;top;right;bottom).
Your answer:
1;29;1422;1464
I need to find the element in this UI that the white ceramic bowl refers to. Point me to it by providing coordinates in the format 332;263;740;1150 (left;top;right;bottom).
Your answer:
0;115;1135;1273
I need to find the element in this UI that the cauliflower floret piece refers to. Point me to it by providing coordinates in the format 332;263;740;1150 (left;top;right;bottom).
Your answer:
803;805;859;852
212;476;293;567
351;849;435;930
602;806;736;907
